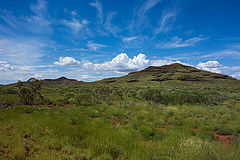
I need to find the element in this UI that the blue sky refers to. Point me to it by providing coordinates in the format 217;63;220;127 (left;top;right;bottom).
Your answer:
0;0;240;84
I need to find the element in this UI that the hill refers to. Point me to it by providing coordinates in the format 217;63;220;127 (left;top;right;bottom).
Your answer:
41;76;85;86
99;63;238;84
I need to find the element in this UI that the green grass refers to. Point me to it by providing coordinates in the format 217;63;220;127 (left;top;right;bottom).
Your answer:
0;103;240;159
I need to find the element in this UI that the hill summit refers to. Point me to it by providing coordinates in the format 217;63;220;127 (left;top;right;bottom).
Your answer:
128;63;234;82
99;63;237;84
41;77;85;86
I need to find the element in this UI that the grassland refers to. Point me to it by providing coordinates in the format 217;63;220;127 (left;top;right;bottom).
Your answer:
1;102;240;160
1;63;240;159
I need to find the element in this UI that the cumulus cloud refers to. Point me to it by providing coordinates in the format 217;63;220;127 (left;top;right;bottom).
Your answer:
197;61;224;73
0;61;14;71
83;53;149;72
83;53;182;73
159;36;207;48
54;57;80;66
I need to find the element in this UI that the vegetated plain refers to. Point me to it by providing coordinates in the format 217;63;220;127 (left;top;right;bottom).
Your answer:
0;63;240;160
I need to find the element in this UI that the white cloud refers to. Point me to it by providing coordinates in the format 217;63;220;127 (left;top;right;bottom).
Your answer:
62;18;89;33
231;73;240;79
159;36;207;48
83;53;149;72
122;36;139;42
87;41;107;51
82;53;183;73
201;49;240;59
197;61;224;73
122;36;146;48
0;61;14;71
154;9;178;34
54;57;80;66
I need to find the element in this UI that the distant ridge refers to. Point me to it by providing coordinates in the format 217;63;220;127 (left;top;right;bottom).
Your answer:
42;77;85;86
5;76;85;86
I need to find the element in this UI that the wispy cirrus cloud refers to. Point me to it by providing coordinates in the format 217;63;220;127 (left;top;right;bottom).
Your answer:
90;0;119;37
121;36;146;48
0;0;52;34
61;18;89;33
90;0;103;25
158;36;207;48
154;8;178;34
0;37;48;65
104;12;120;37
200;42;240;59
129;0;162;32
87;41;107;51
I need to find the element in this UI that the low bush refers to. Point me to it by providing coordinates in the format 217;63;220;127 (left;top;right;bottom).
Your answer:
75;93;94;106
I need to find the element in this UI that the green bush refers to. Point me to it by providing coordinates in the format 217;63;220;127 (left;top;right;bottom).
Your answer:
138;126;155;140
56;98;66;106
75;93;94;106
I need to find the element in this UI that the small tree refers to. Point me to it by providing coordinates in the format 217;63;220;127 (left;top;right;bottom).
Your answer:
17;78;44;105
142;89;162;107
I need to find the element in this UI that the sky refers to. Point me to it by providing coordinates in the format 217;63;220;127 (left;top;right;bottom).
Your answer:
0;0;240;84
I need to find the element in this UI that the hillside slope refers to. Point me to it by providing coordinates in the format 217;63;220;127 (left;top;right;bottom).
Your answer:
99;63;238;84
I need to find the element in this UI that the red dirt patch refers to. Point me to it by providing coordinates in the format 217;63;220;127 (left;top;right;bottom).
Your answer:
113;116;119;125
212;132;233;144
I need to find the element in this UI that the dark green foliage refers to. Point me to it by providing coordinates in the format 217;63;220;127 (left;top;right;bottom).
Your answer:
56;98;68;106
139;126;155;140
75;93;94;106
141;89;162;106
16;78;45;105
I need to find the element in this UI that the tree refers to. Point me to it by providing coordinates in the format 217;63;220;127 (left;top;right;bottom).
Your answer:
17;78;44;105
142;89;162;106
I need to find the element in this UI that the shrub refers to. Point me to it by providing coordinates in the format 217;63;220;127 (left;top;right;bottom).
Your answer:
139;126;155;140
68;98;75;104
75;93;94;106
56;98;66;106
